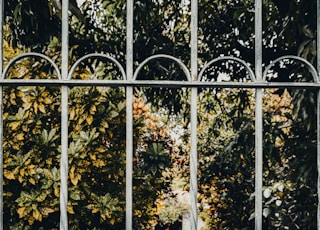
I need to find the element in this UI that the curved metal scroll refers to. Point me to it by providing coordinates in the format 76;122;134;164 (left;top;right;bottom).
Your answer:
2;52;62;80
263;55;319;83
133;54;191;81
68;53;126;80
198;56;256;82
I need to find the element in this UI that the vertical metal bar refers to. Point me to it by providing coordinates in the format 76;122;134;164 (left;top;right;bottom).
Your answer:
254;0;263;229
61;0;69;79
125;87;133;230
190;88;198;230
255;89;263;230
190;0;198;229
0;0;3;229
191;0;198;76
317;1;320;228
60;86;69;230
126;0;133;229
60;0;69;229
317;91;320;230
317;0;320;75
0;94;2;230
0;0;2;75
0;89;2;230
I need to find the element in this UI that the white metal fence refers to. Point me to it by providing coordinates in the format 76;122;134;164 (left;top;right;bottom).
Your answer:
0;0;319;229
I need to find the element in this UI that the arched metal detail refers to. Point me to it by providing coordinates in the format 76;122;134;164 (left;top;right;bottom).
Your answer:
2;52;62;80
198;56;256;82
68;53;127;80
133;54;191;81
263;55;319;83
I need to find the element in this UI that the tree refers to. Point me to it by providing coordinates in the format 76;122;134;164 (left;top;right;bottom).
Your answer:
3;27;177;228
3;0;319;228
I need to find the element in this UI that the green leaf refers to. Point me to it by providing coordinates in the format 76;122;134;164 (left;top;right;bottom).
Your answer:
70;191;81;201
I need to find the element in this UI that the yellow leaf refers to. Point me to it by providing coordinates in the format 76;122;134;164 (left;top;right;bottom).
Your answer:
16;133;24;141
17;91;25;97
40;71;47;78
21;97;31;104
43;97;52;104
67;205;75;214
110;218;115;225
28;217;35;225
78;116;85;124
18;175;23;183
93;159;106;167
89;153;96;161
38;103;46;113
36;192;47;202
41;207;55;216
101;214;106;220
17;207;26;218
9;92;16;99
25;159;31;165
80;72;89;80
33;209;42;221
19;168;25;176
3;112;8;119
69;109;75;120
54;187;60;197
90;105;96;114
86;115;93;125
27;119;34;124
22;125;29;132
3;191;13;197
29;178;36;185
97;147;106;153
10;121;20;131
12;143;20;150
10;99;17;105
4;171;15;180
70;165;75;176
34;101;38;114
4;157;12;164
102;121;109;128
46;158;53;165
70;173;81;186
41;91;49;97
92;207;99;214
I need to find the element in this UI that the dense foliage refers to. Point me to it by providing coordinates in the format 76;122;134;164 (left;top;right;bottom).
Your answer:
3;0;319;229
3;38;177;229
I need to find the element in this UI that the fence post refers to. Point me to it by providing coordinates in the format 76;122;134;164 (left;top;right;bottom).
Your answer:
255;0;263;229
317;0;320;228
190;0;198;229
126;0;134;229
0;0;4;229
60;0;69;229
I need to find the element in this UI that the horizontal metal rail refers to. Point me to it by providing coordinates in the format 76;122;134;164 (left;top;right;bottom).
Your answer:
0;79;319;88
